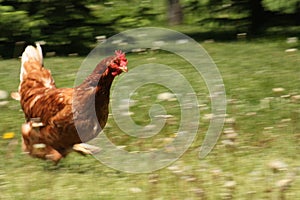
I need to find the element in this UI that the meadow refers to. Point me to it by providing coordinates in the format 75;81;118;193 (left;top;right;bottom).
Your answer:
0;38;299;199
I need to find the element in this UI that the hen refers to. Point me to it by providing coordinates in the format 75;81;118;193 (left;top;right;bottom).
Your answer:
14;43;128;163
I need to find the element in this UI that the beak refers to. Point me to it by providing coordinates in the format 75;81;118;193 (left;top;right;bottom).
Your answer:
119;65;128;72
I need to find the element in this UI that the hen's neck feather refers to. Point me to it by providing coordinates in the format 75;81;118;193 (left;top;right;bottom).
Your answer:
78;56;115;95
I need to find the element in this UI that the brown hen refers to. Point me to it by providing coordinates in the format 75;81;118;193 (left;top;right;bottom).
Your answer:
15;43;128;163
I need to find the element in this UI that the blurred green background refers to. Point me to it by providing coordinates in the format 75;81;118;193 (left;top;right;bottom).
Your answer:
0;0;299;57
0;0;299;200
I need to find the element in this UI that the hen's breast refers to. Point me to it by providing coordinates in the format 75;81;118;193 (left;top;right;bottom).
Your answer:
71;87;110;142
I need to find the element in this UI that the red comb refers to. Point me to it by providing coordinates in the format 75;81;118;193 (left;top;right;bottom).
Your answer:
115;50;125;59
115;50;127;67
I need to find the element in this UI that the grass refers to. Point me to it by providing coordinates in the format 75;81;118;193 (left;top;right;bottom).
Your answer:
0;38;299;199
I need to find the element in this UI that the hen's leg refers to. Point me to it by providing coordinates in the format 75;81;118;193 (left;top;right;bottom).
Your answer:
21;122;33;153
21;122;63;164
45;148;63;164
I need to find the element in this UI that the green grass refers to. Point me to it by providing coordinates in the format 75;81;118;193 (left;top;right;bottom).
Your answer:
0;39;299;200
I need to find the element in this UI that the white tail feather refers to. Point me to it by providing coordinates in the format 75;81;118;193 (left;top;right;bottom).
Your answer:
20;43;43;82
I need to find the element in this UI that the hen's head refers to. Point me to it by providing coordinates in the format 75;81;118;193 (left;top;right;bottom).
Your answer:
108;50;128;76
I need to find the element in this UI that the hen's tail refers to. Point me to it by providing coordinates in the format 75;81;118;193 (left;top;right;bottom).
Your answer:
20;43;43;82
12;43;55;101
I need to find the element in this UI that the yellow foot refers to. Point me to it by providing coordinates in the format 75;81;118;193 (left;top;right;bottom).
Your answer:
73;143;101;155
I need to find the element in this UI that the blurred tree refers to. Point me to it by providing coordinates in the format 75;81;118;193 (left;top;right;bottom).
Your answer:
200;0;300;34
0;4;33;57
262;0;300;27
32;0;95;54
0;5;30;42
263;0;300;14
249;0;265;34
167;0;183;25
1;0;96;55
